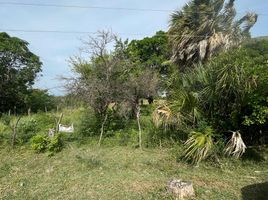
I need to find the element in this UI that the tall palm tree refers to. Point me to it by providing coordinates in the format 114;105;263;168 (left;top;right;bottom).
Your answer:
168;0;257;71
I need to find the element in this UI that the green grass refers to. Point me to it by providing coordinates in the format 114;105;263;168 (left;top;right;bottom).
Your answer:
0;143;267;200
0;108;267;199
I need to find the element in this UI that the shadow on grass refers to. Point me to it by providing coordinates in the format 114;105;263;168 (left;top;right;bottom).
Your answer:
242;147;266;162
241;182;268;200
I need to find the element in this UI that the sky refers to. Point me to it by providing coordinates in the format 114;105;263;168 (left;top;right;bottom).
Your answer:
1;0;268;95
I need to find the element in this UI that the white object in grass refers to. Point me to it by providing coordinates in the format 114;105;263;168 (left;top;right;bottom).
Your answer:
59;123;74;133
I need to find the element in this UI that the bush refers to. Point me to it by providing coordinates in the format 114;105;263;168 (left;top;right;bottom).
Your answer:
1;114;11;126
30;134;48;153
78;109;128;138
30;134;64;154
183;125;215;164
78;111;100;137
33;113;55;129
18;118;39;143
47;134;64;153
114;129;134;146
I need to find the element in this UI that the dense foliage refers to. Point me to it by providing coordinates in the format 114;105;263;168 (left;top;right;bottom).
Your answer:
159;39;268;162
69;31;160;146
127;31;170;74
25;89;56;113
0;1;266;165
0;32;42;114
31;133;64;154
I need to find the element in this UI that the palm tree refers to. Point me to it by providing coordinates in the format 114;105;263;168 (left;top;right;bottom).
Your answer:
168;0;257;71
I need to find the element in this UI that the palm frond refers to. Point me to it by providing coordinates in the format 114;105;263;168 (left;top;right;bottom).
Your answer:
168;0;257;70
224;131;246;158
238;12;258;34
183;127;214;164
152;104;172;128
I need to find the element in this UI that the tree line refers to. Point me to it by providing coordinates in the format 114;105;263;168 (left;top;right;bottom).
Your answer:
1;0;267;162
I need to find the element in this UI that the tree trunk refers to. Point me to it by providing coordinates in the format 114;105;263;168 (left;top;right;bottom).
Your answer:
136;105;142;149
98;113;108;146
11;116;22;148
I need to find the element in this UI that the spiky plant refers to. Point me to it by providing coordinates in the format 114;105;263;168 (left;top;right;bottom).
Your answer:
152;88;201;131
152;104;172;128
169;0;258;71
183;126;214;164
224;131;246;158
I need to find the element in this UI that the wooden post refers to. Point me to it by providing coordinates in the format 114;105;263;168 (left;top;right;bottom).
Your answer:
55;113;63;133
28;108;31;116
98;112;108;146
11;116;22;148
136;104;142;149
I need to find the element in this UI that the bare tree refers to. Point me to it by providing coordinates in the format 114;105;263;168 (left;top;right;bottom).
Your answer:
68;31;128;146
67;31;160;148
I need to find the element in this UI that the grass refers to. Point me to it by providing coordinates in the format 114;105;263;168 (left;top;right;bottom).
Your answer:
0;108;267;199
0;143;267;200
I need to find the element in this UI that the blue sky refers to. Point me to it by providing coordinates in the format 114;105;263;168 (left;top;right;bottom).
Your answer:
1;0;268;95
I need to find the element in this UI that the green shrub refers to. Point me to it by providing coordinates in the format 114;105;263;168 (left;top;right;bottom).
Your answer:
18;118;39;143
30;134;64;154
47;134;64;153
33;113;55;129
30;134;48;153
106;110;128;132
183;125;215;164
114;129;132;146
1;114;11;126
0;121;8;134
78;111;100;137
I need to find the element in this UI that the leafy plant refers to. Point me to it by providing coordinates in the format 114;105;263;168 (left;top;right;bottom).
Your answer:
18;118;39;143
30;134;64;154
47;134;64;153
1;114;12;126
183;126;214;164
78;110;100;137
30;134;48;153
0;32;42;114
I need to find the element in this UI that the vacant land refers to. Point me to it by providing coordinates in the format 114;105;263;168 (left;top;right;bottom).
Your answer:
0;143;267;200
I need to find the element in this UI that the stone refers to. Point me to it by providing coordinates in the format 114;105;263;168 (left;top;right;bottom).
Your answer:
168;179;195;199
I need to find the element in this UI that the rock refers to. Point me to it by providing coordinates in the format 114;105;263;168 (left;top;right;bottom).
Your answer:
168;179;195;199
